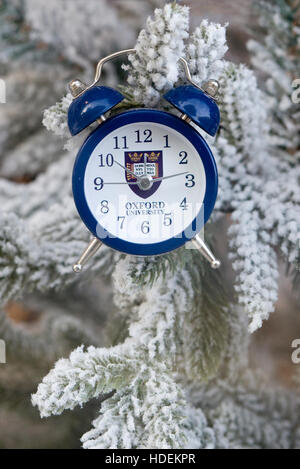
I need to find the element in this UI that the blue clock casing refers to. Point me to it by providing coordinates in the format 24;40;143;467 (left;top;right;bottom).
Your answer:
164;85;220;137
68;86;125;136
72;108;218;256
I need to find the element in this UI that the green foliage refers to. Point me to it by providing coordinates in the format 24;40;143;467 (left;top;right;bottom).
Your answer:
182;255;229;381
129;248;193;287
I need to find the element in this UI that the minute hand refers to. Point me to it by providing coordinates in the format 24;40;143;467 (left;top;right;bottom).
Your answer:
154;171;189;182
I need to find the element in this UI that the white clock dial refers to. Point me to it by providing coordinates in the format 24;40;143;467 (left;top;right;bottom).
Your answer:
83;121;206;245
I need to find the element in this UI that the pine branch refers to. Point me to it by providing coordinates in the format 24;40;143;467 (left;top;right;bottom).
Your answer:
24;0;134;71
180;251;229;380
129;248;193;287
186;19;228;86
122;2;189;106
81;386;141;449
248;0;300;166
0;307;100;364
32;345;139;418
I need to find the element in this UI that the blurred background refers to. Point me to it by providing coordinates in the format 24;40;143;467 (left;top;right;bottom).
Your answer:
0;0;299;449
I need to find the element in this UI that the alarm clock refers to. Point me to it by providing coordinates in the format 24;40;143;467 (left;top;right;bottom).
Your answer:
68;49;221;272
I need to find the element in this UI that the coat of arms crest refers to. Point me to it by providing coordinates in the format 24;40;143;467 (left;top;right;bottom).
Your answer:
124;150;163;198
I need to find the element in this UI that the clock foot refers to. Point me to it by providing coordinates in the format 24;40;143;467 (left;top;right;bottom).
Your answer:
73;237;102;273
192;234;221;269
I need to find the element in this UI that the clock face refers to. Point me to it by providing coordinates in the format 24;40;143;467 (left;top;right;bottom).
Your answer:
73;110;218;256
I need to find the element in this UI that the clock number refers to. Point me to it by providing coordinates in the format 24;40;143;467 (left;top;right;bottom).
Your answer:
141;221;150;234
100;200;109;214
185;174;195;188
94;177;104;190
163;213;172;226
135;129;152;143
135;130;142;143
113;136;119;149
144;129;152;143
163;135;171;148
179;151;188;164
99;153;114;167
117;216;125;229
114;136;128;149
180;197;188;211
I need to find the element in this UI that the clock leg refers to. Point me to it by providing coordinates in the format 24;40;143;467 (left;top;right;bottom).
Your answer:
192;234;221;269
73;237;102;273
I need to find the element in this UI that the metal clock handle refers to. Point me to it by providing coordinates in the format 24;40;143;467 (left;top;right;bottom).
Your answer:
69;50;219;100
69;49;137;99
90;53;219;97
178;57;220;100
93;49;136;88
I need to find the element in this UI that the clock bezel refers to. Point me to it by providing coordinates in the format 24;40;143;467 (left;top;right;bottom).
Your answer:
72;108;218;256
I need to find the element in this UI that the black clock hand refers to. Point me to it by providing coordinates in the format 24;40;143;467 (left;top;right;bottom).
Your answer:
104;181;139;185
114;160;142;181
105;171;188;186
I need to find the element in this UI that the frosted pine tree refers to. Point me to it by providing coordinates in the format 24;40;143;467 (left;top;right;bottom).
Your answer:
247;0;300;397
247;0;300;288
0;1;299;448
248;0;300;167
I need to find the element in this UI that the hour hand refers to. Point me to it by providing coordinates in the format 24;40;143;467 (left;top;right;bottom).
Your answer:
115;160;141;181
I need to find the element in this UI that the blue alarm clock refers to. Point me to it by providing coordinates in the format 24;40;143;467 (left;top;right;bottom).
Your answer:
68;49;221;272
